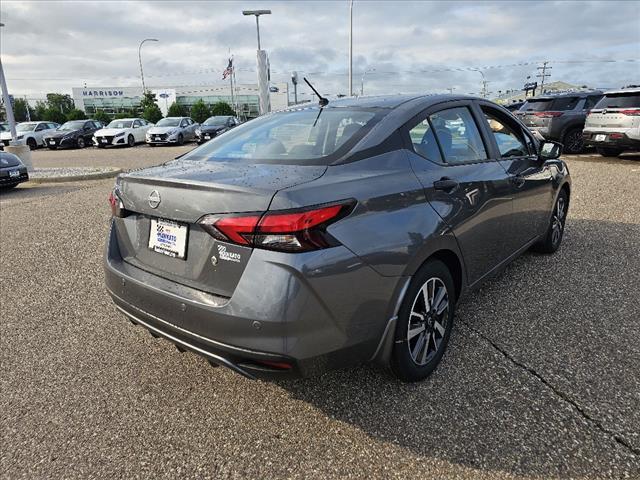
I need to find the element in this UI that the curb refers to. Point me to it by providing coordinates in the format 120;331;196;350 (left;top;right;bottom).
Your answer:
28;168;122;184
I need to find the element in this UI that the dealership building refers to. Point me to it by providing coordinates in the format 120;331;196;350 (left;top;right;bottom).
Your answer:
72;82;289;119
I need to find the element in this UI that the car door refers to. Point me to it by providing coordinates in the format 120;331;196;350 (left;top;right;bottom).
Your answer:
476;102;555;248
188;118;198;139
403;101;515;286
82;121;94;142
132;119;143;142
34;123;48;145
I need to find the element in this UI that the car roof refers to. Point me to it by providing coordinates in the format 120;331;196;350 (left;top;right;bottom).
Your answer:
602;87;640;95
527;90;603;100
109;118;138;121
284;93;477;111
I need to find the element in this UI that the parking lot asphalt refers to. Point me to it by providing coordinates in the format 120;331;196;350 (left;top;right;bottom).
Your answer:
1;147;639;479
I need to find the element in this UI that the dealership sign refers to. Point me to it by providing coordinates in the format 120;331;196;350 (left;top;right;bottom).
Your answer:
82;90;125;97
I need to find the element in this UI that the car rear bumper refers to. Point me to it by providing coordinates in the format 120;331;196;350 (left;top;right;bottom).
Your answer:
104;222;401;379
583;131;640;149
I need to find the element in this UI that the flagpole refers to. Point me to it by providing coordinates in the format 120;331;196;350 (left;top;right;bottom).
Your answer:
229;56;235;112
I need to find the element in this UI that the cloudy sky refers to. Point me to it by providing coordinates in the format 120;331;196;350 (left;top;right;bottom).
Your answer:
1;0;639;101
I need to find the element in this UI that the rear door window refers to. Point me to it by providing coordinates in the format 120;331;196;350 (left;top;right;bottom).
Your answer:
408;119;443;163
429;107;488;164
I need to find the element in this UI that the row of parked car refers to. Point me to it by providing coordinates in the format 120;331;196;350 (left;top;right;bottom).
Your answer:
0;115;242;151
512;85;639;156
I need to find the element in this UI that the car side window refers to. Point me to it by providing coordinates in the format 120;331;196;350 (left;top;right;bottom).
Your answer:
429;107;487;164
35;123;46;131
408;118;443;163
180;119;188;128
133;120;142;128
48;123;58;129
481;108;529;158
553;97;580;111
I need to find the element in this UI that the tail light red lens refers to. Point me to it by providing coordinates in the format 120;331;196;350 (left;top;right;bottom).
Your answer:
198;201;354;252
609;133;624;139
620;109;640;116
533;111;564;118
108;190;125;218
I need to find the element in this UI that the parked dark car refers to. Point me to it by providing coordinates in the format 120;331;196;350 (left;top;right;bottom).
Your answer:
0;152;29;189
505;101;524;111
105;94;570;382
515;91;603;153
43;120;104;149
195;116;241;144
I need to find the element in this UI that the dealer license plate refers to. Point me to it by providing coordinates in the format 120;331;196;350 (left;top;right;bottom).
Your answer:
48;140;56;145
9;169;20;178
155;136;162;141
595;134;607;142
101;138;108;144
204;135;210;140
148;218;188;259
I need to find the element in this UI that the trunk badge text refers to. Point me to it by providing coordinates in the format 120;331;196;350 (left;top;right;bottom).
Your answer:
210;256;218;266
148;190;161;209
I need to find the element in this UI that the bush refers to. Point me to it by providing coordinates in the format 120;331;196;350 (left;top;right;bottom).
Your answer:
66;109;87;121
143;104;163;124
211;101;235;117
42;107;67;125
93;110;111;125
113;112;133;119
190;99;211;123
167;102;187;117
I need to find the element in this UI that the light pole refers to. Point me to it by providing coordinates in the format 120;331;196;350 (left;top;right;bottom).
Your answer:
360;67;375;96
348;0;353;96
138;38;158;93
243;10;271;115
473;69;488;98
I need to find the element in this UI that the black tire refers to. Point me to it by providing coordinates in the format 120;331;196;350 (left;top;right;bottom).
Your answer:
26;138;37;150
391;259;456;382
596;147;623;157
562;128;584;154
177;134;184;146
127;135;135;147
532;189;568;254
76;137;85;149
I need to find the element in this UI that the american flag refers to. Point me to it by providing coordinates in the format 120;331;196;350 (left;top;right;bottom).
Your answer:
222;58;233;80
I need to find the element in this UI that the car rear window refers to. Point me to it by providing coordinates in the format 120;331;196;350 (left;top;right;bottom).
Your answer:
522;97;580;112
595;93;640;109
182;108;381;165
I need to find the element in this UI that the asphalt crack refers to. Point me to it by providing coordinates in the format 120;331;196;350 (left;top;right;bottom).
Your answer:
461;320;640;457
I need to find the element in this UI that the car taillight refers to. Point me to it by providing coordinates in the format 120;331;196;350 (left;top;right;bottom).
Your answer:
620;109;640;116
533;111;564;118
108;190;125;218
198;201;354;252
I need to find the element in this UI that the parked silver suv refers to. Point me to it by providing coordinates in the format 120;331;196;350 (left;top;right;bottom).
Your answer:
583;87;640;157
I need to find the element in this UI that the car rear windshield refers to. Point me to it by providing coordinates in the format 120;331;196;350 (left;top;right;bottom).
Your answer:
182;107;381;165
595;93;640;109
522;97;579;112
107;120;133;129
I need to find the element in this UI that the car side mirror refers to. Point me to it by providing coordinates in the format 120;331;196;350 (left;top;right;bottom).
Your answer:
539;140;562;160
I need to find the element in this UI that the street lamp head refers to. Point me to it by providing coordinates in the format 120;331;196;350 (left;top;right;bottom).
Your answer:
243;10;271;16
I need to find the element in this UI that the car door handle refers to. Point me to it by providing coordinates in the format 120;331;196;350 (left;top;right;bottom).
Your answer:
433;178;459;192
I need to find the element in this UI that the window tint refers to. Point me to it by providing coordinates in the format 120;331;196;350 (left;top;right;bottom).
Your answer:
180;119;188;127
522;96;579;112
551;97;579;111
584;96;603;110
595;93;640;109
35;123;46;131
133;120;142;127
482;109;529;158
429;107;487;164
408;119;443;163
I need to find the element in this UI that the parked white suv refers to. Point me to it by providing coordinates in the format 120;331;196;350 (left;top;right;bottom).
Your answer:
583;86;640;157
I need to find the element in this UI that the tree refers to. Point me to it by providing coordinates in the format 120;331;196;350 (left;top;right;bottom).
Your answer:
45;93;75;115
66;109;86;121
139;91;163;123
42;107;67;124
211;101;235;117
33;101;48;121
93;110;111;125
13;98;34;122
113;111;134;119
167;101;186;117
189;99;211;123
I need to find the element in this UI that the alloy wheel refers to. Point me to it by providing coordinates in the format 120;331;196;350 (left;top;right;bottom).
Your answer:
551;196;566;246
564;130;583;153
407;277;449;366
77;137;85;149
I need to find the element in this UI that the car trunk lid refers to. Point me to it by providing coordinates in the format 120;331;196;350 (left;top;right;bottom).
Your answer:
113;160;326;297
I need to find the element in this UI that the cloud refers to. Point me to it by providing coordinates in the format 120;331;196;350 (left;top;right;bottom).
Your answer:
0;0;638;99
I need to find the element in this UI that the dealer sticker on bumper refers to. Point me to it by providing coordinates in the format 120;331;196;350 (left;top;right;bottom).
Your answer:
148;218;188;259
595;134;607;142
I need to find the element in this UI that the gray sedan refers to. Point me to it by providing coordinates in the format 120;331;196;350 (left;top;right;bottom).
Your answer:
145;117;198;146
105;94;570;382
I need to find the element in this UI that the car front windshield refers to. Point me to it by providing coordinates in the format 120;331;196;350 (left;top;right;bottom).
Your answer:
16;123;37;132
59;121;86;131
107;120;133;129
182;108;379;165
203;117;229;126
156;118;181;127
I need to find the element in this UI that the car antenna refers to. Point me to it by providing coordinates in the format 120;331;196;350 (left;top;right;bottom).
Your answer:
304;77;329;107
